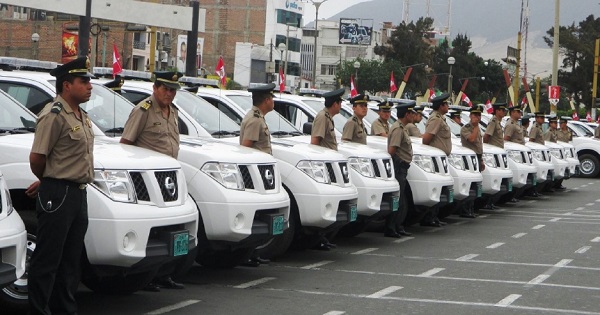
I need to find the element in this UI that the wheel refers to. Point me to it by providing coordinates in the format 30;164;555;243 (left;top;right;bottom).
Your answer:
80;265;157;295
578;154;600;178
196;247;254;269
0;231;35;313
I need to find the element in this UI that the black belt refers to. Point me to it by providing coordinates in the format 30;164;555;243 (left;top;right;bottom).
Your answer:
42;177;88;190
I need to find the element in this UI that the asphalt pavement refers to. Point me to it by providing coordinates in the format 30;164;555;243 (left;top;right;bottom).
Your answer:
70;178;600;314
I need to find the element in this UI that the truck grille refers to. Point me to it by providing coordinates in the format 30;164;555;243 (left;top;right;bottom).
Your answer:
371;159;381;177
258;164;276;190
155;171;179;202
326;162;337;183
130;172;150;201
382;159;393;178
339;162;350;183
238;165;254;189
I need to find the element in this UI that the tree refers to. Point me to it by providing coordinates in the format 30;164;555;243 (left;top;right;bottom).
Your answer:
336;58;386;95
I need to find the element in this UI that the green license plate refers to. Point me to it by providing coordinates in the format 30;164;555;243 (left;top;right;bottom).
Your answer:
507;178;513;192
272;215;284;236
349;204;358;222
173;232;189;257
448;188;454;203
476;183;482;198
533;174;537;186
392;196;400;212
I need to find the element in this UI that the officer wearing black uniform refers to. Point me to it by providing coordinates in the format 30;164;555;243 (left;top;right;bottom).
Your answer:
28;57;95;315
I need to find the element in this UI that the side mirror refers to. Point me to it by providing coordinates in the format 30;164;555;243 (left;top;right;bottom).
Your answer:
302;122;313;135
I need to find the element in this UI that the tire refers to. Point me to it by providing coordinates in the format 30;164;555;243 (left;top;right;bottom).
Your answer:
81;265;157;295
196;247;254;269
0;231;35;313
578;154;600;178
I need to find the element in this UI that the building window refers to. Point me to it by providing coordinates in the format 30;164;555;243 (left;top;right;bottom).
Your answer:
322;46;341;57
320;64;337;76
276;9;302;27
275;35;301;53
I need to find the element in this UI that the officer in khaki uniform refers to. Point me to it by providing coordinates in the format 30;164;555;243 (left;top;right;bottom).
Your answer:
121;71;182;159
460;106;484;218
423;93;452;226
544;116;559;143
484;103;506;148
342;94;369;144
239;83;276;154
406;105;423;137
386;102;416;238
28;57;95;315
449;110;463;126
529;112;546;144
311;88;344;150
557;117;573;142
504;105;525;145
371;101;392;136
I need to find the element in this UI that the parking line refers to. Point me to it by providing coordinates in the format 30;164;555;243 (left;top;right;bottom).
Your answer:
456;254;479;261
352;248;378;255
581;185;588;188
393;236;414;244
366;286;403;299
478;215;489;218
591;237;600;243
564;212;574;215
495;294;522;307
590;182;596;185
452;221;468;226
555;259;572;267
576;207;585;211
532;225;545;230
572;187;579;190
549;218;561;222
323;311;345;315
145;300;200;315
418;268;445;277
587;203;595;206
301;261;334;270
512;233;527;238
575;246;591;254
527;274;550;285
486;242;505;249
526;200;536;204
234;277;276;289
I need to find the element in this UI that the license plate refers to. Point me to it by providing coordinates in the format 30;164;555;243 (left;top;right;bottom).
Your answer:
507;178;513;192
349;204;358;222
476;183;482;198
272;215;284;236
448;188;454;203
172;232;189;257
533;174;537;186
392;196;399;212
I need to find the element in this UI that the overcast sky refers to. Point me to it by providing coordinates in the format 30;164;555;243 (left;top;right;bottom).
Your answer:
302;0;371;25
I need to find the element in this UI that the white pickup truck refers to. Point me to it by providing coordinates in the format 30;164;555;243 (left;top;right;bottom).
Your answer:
0;80;198;311
567;121;600;177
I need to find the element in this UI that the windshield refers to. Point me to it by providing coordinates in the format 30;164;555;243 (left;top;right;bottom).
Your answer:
302;99;325;112
229;94;302;135
227;95;254;112
174;91;241;134
82;83;132;133
0;90;37;133
571;122;593;137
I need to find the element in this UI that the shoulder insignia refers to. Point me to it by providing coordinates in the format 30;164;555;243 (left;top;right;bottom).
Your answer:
253;110;261;118
352;116;358;123
141;100;152;111
50;102;63;114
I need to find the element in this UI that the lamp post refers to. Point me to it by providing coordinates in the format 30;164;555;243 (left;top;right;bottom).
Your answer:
447;56;455;99
311;0;328;89
354;60;361;82
278;43;286;87
31;33;40;59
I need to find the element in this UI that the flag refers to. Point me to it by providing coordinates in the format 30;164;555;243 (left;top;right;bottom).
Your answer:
520;96;527;106
485;99;493;114
350;75;358;97
587;111;592;122
112;44;122;77
215;56;226;86
279;66;285;93
461;93;473;107
572;111;579;121
389;71;397;93
428;88;436;101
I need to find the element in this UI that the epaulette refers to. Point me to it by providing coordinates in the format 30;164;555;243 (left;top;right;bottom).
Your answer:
141;100;152;111
50;101;63;114
352;116;358;123
253;110;261;118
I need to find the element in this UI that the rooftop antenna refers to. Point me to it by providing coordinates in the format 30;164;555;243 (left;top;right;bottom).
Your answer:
403;0;409;24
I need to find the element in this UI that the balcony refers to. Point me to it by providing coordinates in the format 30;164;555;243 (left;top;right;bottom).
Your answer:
133;40;146;50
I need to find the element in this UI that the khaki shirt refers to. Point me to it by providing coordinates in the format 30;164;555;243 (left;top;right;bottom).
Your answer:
388;121;413;164
522;125;529;138
312;108;337;150
504;118;525;145
406;123;422;137
31;96;94;183
595;126;600;138
342;115;367;145
557;129;572;142
529;122;545;144
424;110;452;155
239;106;271;155
122;95;180;158
544;128;558;143
371;118;389;136
485;116;504;148
460;123;483;154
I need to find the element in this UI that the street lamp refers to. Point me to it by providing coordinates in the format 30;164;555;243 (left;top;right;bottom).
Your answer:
310;0;328;89
278;43;286;86
31;33;40;59
353;60;361;83
447;56;455;97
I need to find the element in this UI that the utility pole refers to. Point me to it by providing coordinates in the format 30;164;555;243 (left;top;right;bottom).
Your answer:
78;0;91;58
551;0;560;114
593;38;599;119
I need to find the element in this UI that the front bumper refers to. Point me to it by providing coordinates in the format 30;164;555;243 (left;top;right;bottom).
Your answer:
0;211;27;286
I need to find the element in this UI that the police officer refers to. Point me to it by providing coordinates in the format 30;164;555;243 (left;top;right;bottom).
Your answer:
544;116;559;143
239;83;276;154
521;117;530;138
504;105;525;145
529;112;545;144
371;101;392;136
342;94;369;144
460;106;484;218
557;117;573;142
484;103;506;148
386;102;416;237
406;105;423;137
423;93;452;226
27;56;95;315
311;88;344;150
595;124;600;139
449;109;463;126
121;71;184;290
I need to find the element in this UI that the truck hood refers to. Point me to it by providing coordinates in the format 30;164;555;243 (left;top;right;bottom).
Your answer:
179;136;277;164
290;135;391;159
367;136;448;157
504;141;532;153
571;137;600;151
524;141;549;150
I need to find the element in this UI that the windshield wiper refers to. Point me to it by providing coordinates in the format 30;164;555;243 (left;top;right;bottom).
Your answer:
211;130;239;136
0;127;35;134
104;127;124;134
271;131;295;137
12;127;36;132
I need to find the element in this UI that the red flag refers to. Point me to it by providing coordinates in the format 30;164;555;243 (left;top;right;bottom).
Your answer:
461;93;473;107
112;44;122;77
390;71;397;93
350;75;358;97
279;66;285;93
572;111;579;121
520;96;528;105
428;88;436;101
215;56;226;86
485;99;493;114
586;111;592;122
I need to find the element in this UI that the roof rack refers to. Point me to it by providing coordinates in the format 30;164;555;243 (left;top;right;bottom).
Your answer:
298;88;328;97
179;76;219;88
93;67;152;80
0;57;58;71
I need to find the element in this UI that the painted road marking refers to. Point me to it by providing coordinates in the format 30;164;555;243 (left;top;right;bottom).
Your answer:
572;187;579;190
575;246;591;254
301;261;334;270
323;311;345;315
527;200;536;204
591;237;600;243
581;185;588;188
532;225;545;230
564;212;574;215
555;259;572;267
393;236;415;244
145;300;200;315
549;218;561;222
576;207;585;211
478;215;490;218
495;294;522;307
352;248;378;255
587;203;595;206
234;277;276;289
418;268;445;277
452;221;468;226
525;259;572;289
486;242;505;249
366;286;403;299
527;274;550;285
512;233;527;238
456;254;479;261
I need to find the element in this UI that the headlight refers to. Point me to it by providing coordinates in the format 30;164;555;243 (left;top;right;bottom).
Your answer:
482;153;497;168
448;154;465;170
507;150;524;163
348;157;375;177
93;170;136;202
564;149;572;158
413;154;435;173
550;149;562;159
2;181;13;216
201;162;244;190
296;160;331;184
532;149;545;161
